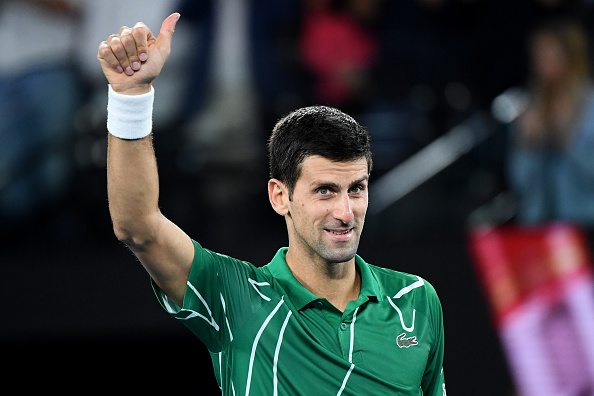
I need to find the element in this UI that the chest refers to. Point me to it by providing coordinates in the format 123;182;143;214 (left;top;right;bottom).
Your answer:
224;297;433;394
303;299;432;385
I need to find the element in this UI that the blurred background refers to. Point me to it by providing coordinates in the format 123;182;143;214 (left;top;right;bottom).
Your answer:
2;0;594;394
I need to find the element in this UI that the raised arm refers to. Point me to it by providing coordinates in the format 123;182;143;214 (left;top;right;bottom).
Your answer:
97;13;193;306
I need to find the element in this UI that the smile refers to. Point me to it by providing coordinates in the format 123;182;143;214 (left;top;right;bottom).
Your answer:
325;228;354;240
329;229;351;235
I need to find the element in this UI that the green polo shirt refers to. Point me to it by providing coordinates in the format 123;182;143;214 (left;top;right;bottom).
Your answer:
153;240;446;395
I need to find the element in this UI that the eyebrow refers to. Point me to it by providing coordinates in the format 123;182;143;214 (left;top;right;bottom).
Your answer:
349;176;369;189
312;176;369;190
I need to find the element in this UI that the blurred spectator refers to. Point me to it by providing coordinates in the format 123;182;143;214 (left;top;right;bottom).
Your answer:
299;0;380;114
171;0;302;224
0;0;83;227
177;0;265;181
507;19;594;226
298;0;425;173
179;0;264;168
178;0;301;135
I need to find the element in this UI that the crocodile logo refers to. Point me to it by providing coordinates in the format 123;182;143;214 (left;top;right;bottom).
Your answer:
396;333;418;348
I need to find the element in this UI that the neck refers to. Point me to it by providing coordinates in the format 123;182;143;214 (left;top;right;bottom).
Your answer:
285;251;361;312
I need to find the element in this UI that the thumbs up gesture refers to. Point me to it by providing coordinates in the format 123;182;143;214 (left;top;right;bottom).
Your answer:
97;13;180;95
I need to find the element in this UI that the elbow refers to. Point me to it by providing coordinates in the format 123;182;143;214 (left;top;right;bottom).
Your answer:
112;223;131;243
112;222;155;252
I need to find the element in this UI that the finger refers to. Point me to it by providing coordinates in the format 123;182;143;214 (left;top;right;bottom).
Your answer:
118;25;131;35
119;27;141;73
98;40;123;74
156;12;180;50
132;22;150;62
107;35;133;75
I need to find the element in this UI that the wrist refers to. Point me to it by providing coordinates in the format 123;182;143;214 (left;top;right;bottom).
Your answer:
109;82;152;96
107;84;155;140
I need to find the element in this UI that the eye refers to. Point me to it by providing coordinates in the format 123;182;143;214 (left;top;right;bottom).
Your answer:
349;184;364;194
317;187;331;195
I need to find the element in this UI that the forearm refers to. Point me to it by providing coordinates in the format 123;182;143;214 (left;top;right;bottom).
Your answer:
107;133;162;247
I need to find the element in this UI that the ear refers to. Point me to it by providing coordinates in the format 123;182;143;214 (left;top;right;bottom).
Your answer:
268;179;290;216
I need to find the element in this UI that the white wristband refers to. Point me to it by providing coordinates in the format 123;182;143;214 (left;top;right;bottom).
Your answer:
107;84;154;140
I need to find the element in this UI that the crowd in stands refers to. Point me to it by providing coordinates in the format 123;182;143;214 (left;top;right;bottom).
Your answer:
2;0;594;239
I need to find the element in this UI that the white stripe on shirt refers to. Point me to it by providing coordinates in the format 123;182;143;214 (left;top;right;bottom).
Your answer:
349;307;359;363
221;293;234;341
393;276;424;299
181;281;220;331
273;310;293;396
246;297;285;395
248;278;272;301
387;297;416;332
337;364;355;396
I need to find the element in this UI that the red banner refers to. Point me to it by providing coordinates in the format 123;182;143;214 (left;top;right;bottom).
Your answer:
469;223;594;395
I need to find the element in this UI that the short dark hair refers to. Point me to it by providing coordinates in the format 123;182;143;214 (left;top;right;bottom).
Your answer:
268;105;373;199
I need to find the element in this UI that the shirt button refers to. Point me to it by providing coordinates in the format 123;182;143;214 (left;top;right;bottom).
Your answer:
340;323;348;331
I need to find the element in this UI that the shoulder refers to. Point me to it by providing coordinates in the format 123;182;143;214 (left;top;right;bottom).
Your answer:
367;263;441;302
190;240;272;283
367;263;419;283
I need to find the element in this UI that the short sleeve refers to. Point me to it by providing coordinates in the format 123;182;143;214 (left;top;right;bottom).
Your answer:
152;240;269;352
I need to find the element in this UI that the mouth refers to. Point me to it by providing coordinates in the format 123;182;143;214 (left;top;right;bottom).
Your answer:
325;228;354;241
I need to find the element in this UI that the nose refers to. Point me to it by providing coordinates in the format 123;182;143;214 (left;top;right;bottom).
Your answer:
333;194;354;224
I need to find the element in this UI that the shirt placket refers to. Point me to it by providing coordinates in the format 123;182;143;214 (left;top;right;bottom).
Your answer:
340;306;363;364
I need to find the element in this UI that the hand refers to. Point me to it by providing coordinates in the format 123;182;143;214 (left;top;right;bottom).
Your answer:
97;12;180;95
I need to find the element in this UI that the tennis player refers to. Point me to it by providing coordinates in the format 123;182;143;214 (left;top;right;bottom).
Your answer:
98;13;446;395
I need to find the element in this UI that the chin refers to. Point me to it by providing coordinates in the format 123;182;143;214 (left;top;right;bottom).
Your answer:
322;246;358;265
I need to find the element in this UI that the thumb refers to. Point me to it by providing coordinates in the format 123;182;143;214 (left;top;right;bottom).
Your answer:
156;12;180;47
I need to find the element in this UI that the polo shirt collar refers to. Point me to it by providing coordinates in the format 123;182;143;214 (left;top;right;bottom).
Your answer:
265;248;382;311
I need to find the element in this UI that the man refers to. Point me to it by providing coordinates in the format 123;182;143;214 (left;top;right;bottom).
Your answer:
98;13;446;395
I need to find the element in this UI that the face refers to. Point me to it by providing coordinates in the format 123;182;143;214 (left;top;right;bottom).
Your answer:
283;155;369;266
532;33;568;83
